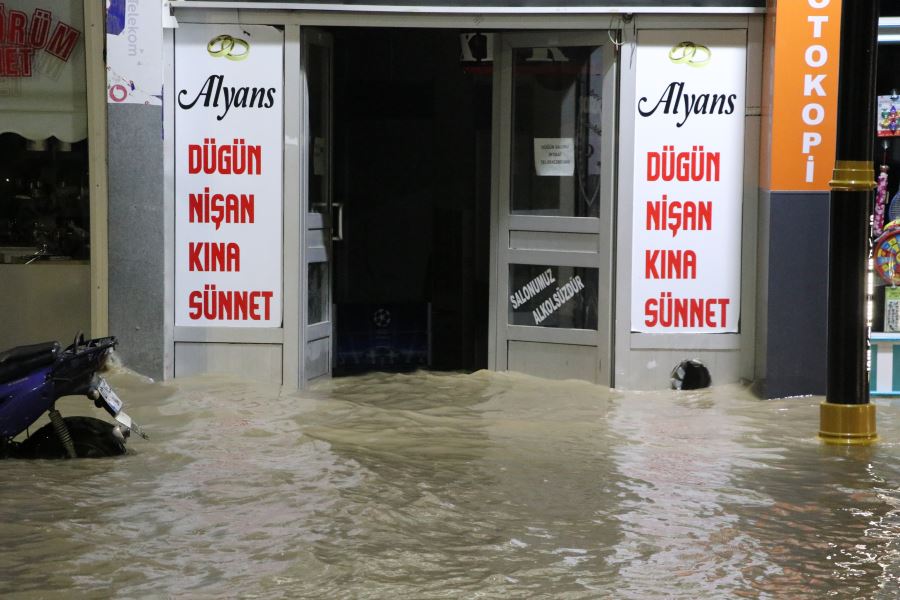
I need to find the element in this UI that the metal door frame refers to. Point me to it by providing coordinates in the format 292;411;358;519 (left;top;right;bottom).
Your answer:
488;31;618;384
299;27;335;386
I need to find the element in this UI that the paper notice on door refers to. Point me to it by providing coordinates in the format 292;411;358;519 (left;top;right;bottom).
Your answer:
534;138;574;176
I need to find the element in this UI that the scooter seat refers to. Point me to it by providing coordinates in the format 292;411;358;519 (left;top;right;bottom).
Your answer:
0;341;61;384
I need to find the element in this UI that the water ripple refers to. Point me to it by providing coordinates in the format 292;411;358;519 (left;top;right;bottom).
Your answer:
1;371;899;598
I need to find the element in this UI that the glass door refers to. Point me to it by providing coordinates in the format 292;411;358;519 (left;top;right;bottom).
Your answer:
303;29;334;385
491;32;616;383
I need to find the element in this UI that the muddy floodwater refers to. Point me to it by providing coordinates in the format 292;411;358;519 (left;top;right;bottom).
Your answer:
2;368;900;599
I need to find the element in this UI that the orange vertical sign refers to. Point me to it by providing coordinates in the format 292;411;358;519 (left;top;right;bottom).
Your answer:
770;0;842;191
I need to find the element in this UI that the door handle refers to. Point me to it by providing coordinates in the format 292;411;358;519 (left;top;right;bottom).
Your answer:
332;202;344;241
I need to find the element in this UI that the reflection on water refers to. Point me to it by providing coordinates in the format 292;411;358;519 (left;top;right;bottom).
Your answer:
2;368;900;598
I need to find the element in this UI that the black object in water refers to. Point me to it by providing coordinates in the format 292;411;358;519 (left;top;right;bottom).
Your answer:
670;359;711;390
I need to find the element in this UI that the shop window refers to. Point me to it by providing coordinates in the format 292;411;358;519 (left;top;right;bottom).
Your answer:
0;1;89;263
508;264;598;329
873;42;900;334
308;42;331;215
308;261;329;324
0;134;90;262
0;1;91;350
510;45;603;218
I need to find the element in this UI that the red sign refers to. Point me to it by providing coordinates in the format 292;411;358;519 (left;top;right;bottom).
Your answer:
0;5;81;77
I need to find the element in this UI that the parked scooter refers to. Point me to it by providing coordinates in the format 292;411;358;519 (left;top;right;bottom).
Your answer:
0;335;147;458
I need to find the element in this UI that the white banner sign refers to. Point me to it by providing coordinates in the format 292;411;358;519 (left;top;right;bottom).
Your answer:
175;24;283;327
631;29;746;333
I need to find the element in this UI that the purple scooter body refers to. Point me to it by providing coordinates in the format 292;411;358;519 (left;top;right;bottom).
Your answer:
0;366;54;439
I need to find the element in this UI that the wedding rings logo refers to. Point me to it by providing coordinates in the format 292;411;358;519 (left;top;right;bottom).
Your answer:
668;41;711;67
207;34;250;61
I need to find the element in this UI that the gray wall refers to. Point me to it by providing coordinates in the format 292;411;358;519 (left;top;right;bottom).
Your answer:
753;191;829;398
108;104;166;379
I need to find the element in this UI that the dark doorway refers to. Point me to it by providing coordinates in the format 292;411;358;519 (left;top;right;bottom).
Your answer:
330;28;493;375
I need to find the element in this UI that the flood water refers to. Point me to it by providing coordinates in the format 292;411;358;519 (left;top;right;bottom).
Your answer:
2;367;900;599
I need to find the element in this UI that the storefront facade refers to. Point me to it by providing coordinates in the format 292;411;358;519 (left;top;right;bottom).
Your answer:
90;0;853;393
0;0;107;352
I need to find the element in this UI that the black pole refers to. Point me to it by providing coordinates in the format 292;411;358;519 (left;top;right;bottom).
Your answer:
821;0;879;443
826;0;879;405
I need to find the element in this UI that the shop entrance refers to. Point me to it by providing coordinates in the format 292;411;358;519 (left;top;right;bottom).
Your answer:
303;28;493;380
300;27;615;385
491;32;616;384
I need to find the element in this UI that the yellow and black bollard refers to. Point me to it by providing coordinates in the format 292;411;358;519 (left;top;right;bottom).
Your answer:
820;0;879;445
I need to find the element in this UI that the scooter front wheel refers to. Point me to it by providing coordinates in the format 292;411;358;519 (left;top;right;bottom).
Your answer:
15;416;127;459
